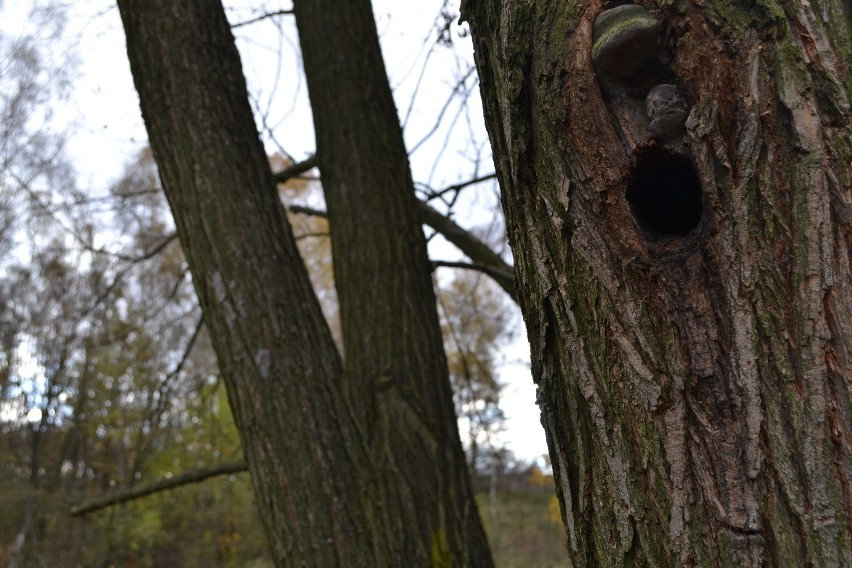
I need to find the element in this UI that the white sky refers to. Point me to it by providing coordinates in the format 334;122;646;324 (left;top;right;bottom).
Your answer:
8;0;548;464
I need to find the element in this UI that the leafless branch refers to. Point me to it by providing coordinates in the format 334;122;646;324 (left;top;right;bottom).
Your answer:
230;9;293;29
431;261;516;300
423;173;497;200
295;231;330;241
408;65;477;156
166;316;204;381
288;204;327;218
273;155;317;184
417;202;516;302
69;460;248;516
286;197;516;302
83;236;181;319
87;233;178;263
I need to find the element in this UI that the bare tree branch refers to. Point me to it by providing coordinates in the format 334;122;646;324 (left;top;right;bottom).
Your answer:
407;65;478;156
416;202;516;302
273;155;317;184
89;233;178;263
288;204;327;218
426;173;497;200
13;166;178;263
69;460;248;517
130;315;204;479
230;9;294;29
295;231;330;241
284;189;516;302
432;260;516;295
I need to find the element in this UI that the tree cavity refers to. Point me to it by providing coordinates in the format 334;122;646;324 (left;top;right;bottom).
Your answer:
626;147;702;237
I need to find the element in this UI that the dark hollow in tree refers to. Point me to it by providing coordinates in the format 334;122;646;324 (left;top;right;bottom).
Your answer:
626;147;702;237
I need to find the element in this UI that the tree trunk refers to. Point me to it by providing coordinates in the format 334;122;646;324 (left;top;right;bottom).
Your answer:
464;0;851;566
117;0;491;565
117;2;375;564
293;1;493;565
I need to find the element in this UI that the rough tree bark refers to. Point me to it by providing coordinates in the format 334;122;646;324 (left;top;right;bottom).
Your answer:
293;0;492;565
117;0;491;565
464;0;850;566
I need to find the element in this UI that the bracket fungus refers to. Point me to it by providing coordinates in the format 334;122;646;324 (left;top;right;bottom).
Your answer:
591;4;667;95
590;4;701;238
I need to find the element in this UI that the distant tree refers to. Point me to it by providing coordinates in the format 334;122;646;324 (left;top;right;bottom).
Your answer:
439;272;513;473
0;143;279;564
0;5;80;563
464;0;851;565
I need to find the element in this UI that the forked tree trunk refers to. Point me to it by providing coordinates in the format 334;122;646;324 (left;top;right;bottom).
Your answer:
117;0;491;565
464;0;850;566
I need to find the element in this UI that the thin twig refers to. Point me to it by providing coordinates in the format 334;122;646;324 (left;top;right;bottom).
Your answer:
407;66;477;156
88;233;178;263
426;173;497;200
230;9;293;29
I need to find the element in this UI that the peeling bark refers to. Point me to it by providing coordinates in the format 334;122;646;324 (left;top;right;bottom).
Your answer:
464;0;851;565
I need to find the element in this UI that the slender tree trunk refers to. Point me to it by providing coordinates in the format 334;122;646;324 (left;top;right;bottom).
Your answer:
117;0;492;565
294;0;493;564
464;0;851;566
118;2;374;564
